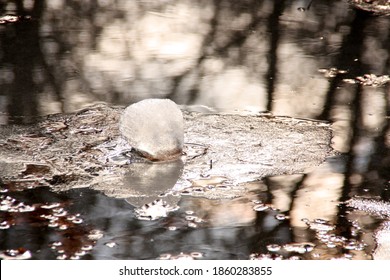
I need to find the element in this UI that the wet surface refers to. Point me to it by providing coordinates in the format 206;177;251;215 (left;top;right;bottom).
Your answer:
1;0;390;260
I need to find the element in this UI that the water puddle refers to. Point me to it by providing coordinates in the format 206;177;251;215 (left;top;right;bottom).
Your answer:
1;0;390;260
2;162;388;260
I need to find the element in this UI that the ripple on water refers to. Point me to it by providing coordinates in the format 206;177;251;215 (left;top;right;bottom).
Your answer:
275;213;289;220
302;218;335;232
266;244;281;252
0;221;11;229
135;199;179;221
0;248;32;260
283;242;315;254
253;204;269;211
157;252;203;260
249;253;283;260
104;242;117;248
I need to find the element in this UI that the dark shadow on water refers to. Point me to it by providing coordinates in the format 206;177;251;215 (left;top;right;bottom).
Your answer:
1;1;64;123
317;9;369;121
0;185;296;259
265;0;285;112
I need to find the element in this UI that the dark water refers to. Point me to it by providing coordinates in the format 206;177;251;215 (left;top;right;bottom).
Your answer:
1;0;390;260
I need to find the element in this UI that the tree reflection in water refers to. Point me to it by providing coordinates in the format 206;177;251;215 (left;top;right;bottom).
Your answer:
0;0;390;259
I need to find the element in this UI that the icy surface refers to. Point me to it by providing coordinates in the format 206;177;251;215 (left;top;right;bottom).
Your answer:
0;103;333;201
347;197;390;218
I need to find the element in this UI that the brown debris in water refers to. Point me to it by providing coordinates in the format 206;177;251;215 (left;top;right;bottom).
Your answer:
0;192;98;260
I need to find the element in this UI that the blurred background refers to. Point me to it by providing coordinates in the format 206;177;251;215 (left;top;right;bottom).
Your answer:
1;0;390;260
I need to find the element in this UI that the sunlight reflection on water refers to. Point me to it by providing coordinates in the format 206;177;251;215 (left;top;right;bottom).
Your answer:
1;0;390;260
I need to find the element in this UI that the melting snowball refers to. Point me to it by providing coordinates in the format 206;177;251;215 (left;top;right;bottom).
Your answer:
119;99;184;161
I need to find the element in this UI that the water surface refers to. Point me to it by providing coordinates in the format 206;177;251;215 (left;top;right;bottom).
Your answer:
1;0;390;260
